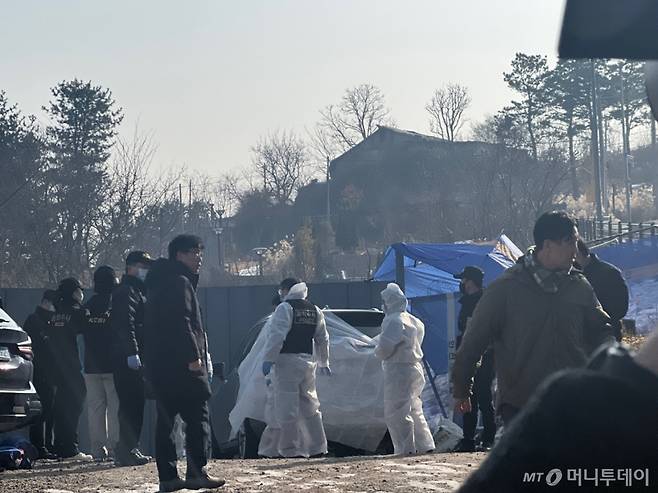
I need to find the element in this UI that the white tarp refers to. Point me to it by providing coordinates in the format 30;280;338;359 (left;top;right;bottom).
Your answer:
228;311;459;453
229;312;388;452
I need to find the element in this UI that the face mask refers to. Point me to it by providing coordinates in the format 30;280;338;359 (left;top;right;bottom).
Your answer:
136;268;148;282
381;302;387;313
73;290;84;304
43;302;55;313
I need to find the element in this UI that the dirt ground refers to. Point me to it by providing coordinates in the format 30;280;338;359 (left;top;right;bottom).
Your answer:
0;453;486;493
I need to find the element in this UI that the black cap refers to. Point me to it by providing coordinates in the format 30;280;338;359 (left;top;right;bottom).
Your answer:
42;289;59;304
58;277;83;297
125;250;153;266
454;266;484;286
280;277;300;291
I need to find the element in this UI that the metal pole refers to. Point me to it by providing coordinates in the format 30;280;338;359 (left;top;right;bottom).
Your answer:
422;357;447;419
590;59;603;220
218;211;225;272
326;156;331;224
217;231;224;272
620;66;632;223
179;183;184;232
395;248;405;293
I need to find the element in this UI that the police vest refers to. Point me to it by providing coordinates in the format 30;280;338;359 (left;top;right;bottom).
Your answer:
87;296;112;331
280;299;318;355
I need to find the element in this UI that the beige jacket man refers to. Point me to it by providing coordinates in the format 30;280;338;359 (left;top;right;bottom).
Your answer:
451;260;612;421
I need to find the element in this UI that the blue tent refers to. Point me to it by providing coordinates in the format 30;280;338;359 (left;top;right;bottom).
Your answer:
373;238;520;376
594;237;658;276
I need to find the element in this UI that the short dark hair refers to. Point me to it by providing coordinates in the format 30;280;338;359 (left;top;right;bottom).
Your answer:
42;289;59;304
577;238;590;256
125;250;153;266
168;234;204;260
280;277;300;291
533;211;577;250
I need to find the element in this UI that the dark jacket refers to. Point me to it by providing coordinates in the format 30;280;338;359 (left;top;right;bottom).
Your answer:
23;306;55;373
457;291;483;348
458;344;658;492
111;274;147;363
143;258;209;400
83;293;114;374
48;301;88;381
582;253;629;339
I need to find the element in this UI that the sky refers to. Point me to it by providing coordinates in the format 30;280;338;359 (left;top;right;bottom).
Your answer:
1;0;565;175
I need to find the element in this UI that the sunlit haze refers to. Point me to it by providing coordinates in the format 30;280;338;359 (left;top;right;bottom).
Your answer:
2;0;565;174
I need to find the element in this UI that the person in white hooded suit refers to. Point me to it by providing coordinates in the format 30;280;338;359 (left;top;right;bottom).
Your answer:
375;283;435;455
259;278;331;458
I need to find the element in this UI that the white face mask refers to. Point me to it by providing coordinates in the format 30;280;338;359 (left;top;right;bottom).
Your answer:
136;268;148;282
381;302;387;313
73;290;84;304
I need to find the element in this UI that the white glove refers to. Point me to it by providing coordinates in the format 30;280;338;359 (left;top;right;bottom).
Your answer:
127;354;142;370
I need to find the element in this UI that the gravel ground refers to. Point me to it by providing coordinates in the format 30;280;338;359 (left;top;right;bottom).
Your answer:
0;453;486;493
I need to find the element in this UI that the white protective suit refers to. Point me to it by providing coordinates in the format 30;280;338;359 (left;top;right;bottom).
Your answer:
375;283;435;455
258;282;330;458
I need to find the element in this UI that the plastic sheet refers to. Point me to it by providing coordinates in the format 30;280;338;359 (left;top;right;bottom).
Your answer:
229;311;455;453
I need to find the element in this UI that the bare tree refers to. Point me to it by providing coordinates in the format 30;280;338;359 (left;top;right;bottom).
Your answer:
95;125;184;266
212;172;243;218
425;83;471;142
319;84;392;152
251;130;309;204
470;115;498;143
306;123;339;178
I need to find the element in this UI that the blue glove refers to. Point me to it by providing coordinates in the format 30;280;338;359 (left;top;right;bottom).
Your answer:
127;354;142;370
262;361;274;376
318;366;332;376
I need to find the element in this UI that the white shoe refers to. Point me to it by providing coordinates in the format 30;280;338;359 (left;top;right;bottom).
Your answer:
62;452;94;462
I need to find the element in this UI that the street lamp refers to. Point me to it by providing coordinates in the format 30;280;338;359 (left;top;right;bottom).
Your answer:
210;204;225;272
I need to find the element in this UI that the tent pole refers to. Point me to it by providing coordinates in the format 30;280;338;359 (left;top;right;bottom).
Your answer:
422;357;448;419
395;249;405;292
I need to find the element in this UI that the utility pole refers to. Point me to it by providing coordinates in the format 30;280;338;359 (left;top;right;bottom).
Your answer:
620;65;632;223
179;183;184;232
217;209;225;272
590;59;603;220
326;156;331;224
